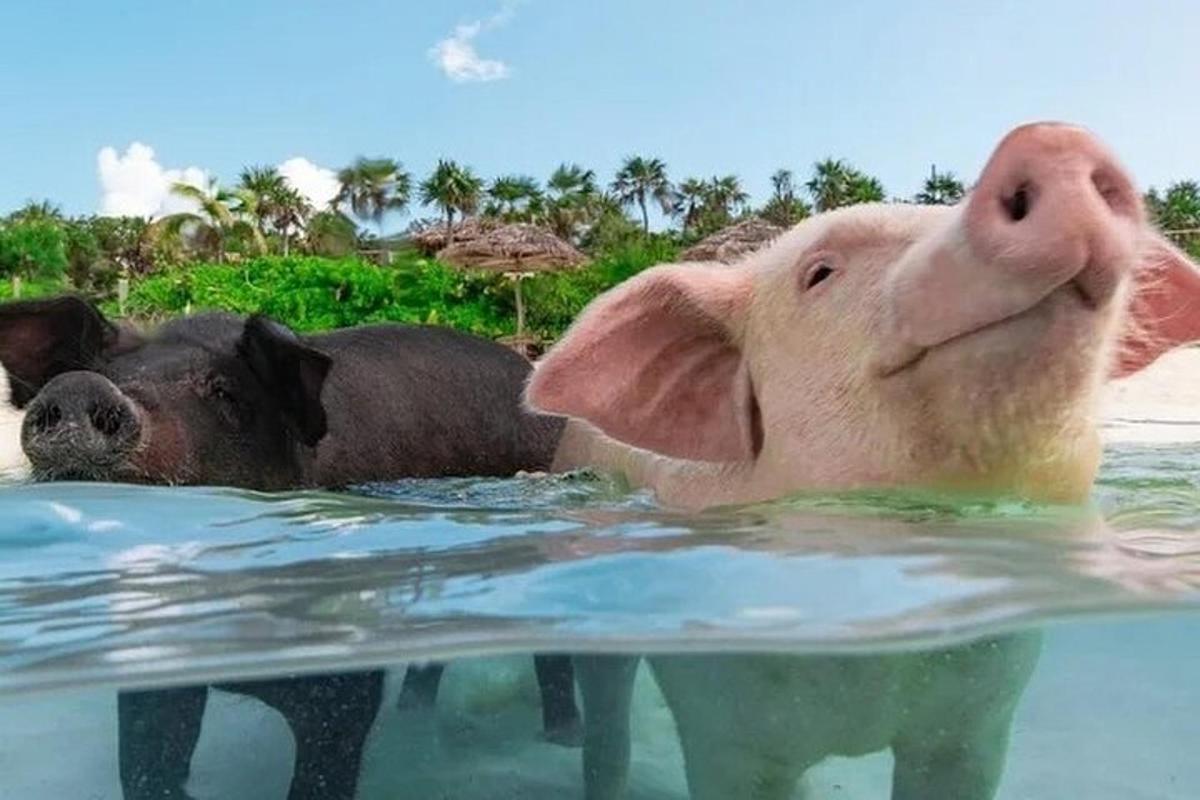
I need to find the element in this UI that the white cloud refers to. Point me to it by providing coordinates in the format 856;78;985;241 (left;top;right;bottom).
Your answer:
96;142;208;219
279;157;341;210
429;1;521;83
96;145;342;217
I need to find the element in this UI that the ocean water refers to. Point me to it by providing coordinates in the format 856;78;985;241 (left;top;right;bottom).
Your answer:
0;441;1197;799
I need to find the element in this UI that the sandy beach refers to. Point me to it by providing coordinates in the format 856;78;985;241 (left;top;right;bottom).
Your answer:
1100;347;1200;443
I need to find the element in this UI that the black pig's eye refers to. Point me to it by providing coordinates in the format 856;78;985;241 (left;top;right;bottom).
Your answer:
805;262;835;290
204;375;237;406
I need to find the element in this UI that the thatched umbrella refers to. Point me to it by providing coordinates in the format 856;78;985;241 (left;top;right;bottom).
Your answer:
437;223;588;352
679;217;786;264
408;217;496;256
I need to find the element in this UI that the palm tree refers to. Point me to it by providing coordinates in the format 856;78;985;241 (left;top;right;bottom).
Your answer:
806;159;854;212
678;175;751;236
486;175;544;221
236;166;288;240
157;179;243;262
611;156;676;233
770;169;795;199
335;157;412;239
806;159;885;211
420;159;485;241
7;200;64;225
547;163;598;200
914;165;965;205
760;169;811;227
846;174;886;205
578;190;643;251
228;188;271;255
674;177;708;233
236;166;315;256
546;164;599;241
706;175;750;219
305;210;360;257
271;185;313;257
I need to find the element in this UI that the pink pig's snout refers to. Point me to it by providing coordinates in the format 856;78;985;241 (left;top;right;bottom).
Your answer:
882;123;1143;373
965;122;1142;309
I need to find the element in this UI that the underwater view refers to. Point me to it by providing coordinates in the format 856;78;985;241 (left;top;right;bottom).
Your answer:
0;424;1197;799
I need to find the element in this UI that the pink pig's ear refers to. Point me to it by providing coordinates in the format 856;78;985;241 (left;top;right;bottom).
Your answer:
526;263;759;463
1114;232;1200;378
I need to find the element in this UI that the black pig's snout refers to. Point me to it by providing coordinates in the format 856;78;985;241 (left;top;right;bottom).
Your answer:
22;372;142;479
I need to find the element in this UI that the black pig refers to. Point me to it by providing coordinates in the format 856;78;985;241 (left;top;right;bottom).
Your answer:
0;295;579;800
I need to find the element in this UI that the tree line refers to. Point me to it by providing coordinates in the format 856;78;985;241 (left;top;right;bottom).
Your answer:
2;153;1199;300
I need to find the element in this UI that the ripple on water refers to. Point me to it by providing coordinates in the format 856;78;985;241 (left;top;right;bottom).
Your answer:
0;437;1196;694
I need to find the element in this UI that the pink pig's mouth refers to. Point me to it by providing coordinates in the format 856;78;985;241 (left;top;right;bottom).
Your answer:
876;276;1100;379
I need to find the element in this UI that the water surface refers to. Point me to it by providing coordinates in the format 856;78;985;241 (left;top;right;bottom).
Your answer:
0;436;1197;799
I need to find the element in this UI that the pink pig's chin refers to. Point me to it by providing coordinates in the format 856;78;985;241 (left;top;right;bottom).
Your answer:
874;276;1104;379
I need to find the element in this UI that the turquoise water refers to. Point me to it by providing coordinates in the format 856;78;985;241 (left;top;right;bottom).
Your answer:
0;441;1197;798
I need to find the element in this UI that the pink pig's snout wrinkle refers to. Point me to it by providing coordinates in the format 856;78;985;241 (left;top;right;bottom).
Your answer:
878;123;1143;377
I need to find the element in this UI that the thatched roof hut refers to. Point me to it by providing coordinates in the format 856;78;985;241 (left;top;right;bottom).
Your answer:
436;223;588;355
679;218;786;264
407;217;497;256
436;223;588;274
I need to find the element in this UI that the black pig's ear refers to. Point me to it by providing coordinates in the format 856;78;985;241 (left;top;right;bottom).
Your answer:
237;315;333;447
0;295;128;407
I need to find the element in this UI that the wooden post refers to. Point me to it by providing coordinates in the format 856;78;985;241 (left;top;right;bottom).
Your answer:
117;276;130;316
513;274;526;337
12;275;21;299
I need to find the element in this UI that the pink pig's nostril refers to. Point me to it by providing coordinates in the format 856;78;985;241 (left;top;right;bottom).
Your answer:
1001;183;1032;223
1090;168;1136;217
964;123;1142;296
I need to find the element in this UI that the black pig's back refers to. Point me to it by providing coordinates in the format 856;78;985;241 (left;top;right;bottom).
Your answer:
307;324;563;486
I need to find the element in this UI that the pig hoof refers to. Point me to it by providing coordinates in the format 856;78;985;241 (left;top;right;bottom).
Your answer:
542;718;584;748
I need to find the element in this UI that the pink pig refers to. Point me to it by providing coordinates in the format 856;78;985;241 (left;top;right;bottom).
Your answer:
525;124;1200;799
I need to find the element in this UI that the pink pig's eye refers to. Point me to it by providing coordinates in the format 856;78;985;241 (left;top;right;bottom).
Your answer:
804;262;835;290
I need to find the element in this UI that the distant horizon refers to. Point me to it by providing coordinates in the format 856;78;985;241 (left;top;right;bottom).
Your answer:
2;2;1198;232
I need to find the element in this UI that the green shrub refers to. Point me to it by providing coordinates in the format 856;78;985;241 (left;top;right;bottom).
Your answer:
121;255;511;335
522;235;677;338
0;276;67;301
0;220;68;282
105;238;678;340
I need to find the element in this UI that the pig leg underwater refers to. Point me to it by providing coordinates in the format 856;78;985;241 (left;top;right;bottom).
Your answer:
575;654;641;800
118;685;208;800
397;654;582;743
118;669;383;800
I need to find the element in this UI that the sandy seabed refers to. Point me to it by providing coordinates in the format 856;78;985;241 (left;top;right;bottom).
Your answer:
1;350;1198;799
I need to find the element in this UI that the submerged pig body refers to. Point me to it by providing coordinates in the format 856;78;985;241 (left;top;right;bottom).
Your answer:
661;639;1040;800
528;124;1200;799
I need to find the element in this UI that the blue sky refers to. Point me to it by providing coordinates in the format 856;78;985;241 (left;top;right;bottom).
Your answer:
1;1;1197;229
